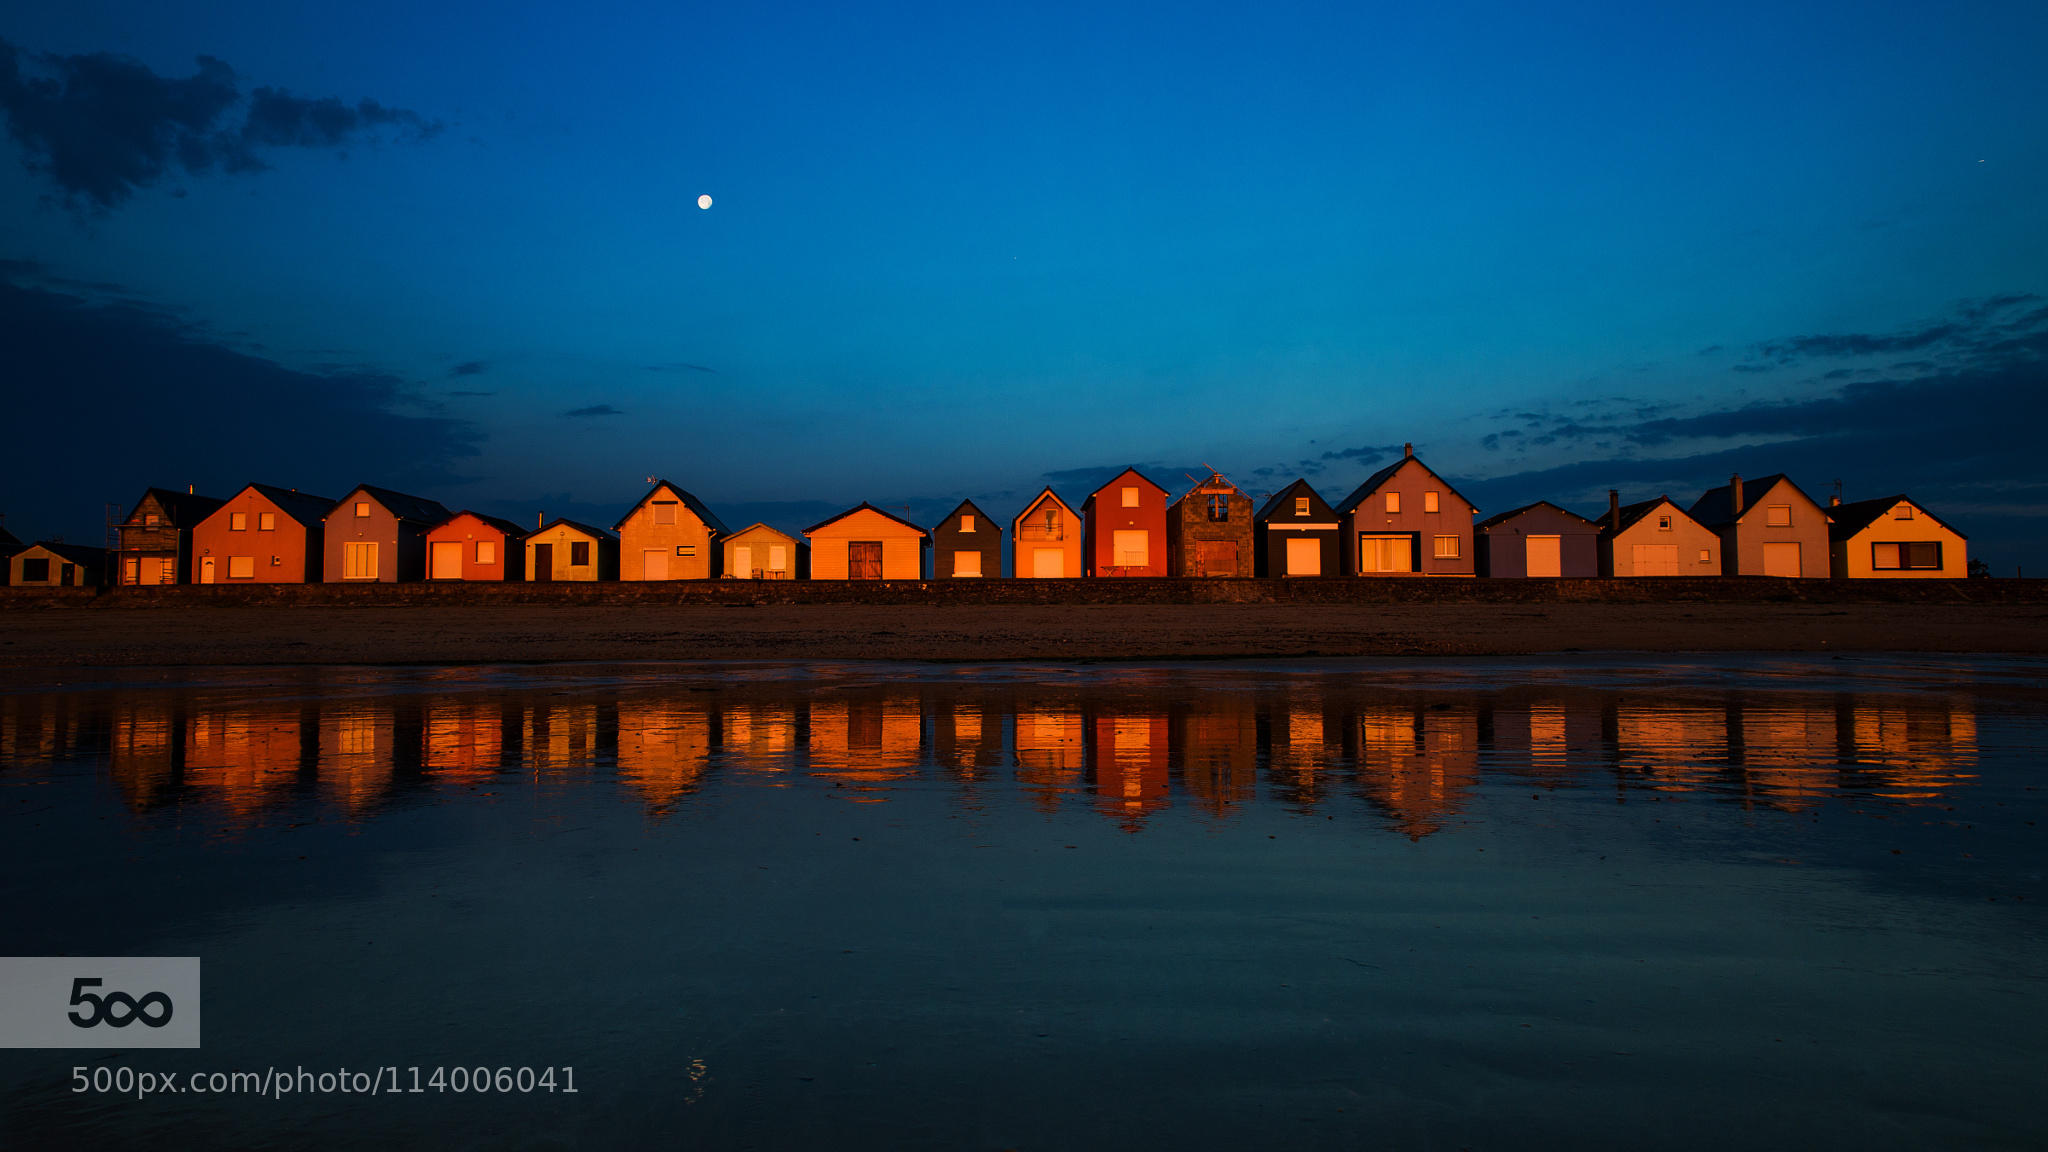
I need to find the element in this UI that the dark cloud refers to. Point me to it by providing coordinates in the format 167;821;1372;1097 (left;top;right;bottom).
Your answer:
1740;294;2042;369
1317;442;1405;466
448;360;488;378
446;389;496;397
643;362;717;374
0;36;438;211
563;404;624;418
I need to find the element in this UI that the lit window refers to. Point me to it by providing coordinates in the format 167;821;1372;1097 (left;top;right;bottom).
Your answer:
653;501;678;525
259;512;275;531
1294;496;1309;516
476;540;496;565
355;501;371;518
954;551;982;577
1657;516;1671;531
961;514;975;533
1893;505;1914;520
677;544;697;556
1433;535;1461;558
1873;542;1941;570
1121;486;1139;508
1385;493;1401;514
1424;491;1440;513
230;512;247;531
1765;504;1791;527
143;513;160;527
123;557;139;583
228;556;255;579
570;541;591;566
1699;550;1712;563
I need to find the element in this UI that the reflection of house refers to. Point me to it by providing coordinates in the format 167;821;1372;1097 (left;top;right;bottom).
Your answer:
804;504;929;580
616;701;714;813
425;512;528;581
423;698;506;783
933;500;1002;579
1614;703;1728;792
808;695;922;797
1486;700;1600;781
1827;496;1968;579
934;698;1003;777
1475;501;1600;578
524;702;603;772
320;704;396;814
722;704;797;771
1011;488;1083;579
617;480;727;581
1689;474;1828;578
1082;468;1169;577
109;701;178;810
1733;704;1838;810
184;704;305;818
1264;695;1334;807
1014;704;1085;809
1089;711;1170;828
1333;445;1476;576
1253;479;1340;577
1166;470;1254;577
525;519;618;582
1349;704;1479;838
7;541;107;587
1177;696;1256;816
323;485;451;583
1599;493;1720;577
722;523;807;580
192;484;335;584
1844;698;1978;801
116;488;224;585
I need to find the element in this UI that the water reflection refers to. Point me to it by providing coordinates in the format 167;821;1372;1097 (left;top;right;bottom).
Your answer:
1;673;1988;837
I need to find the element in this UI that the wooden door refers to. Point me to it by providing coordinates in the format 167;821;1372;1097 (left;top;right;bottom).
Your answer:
533;543;554;581
1196;540;1237;576
1285;537;1321;576
1526;535;1562;578
849;541;883;580
1762;542;1801;577
200;556;215;584
431;541;463;579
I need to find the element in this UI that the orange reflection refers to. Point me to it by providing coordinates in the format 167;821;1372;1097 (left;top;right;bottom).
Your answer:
617;701;713;815
722;703;796;776
1844;699;1979;800
1266;696;1333;809
184;704;303;818
1014;704;1084;811
1615;703;1729;794
1091;710;1169;830
108;701;177;811
935;701;1003;779
524;703;601;774
423;697;504;785
808;695;920;800
1352;704;1479;840
320;703;395;816
1735;704;1838;810
1178;696;1255;818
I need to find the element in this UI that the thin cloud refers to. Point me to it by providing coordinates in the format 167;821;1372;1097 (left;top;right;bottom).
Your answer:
563;404;624;418
448;360;488;378
643;362;717;374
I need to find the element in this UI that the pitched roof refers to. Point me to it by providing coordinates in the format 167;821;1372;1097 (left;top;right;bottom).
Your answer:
245;483;337;528
1475;500;1600;531
725;521;802;543
613;480;729;535
434;510;530;538
1827;495;1968;541
333;484;451;525
1332;455;1477;515
1688;473;1821;528
941;498;995;523
1169;468;1246;507
1013;487;1078;522
1604;496;1690;536
1081;467;1167;505
0;525;21;553
803;502;930;539
129;487;226;526
21;540;107;565
1254;478;1333;522
534;517;616;540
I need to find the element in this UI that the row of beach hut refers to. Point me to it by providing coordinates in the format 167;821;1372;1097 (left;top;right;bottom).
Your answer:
3;445;1968;587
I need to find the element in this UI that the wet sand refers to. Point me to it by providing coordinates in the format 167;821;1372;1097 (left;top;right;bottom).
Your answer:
3;600;2047;669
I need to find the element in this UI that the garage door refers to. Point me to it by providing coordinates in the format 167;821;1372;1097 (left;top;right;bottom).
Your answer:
1285;537;1321;576
643;549;669;580
1033;548;1064;578
1762;542;1801;577
1631;544;1679;576
431;541;463;579
1526;535;1562;578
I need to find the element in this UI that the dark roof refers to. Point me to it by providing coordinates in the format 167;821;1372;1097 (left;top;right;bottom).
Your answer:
246;484;337;528
1253;478;1333;522
1013;487;1077;522
535;518;616;540
1169;469;1246;507
22;540;107;565
1331;455;1477;515
942;499;995;522
725;521;802;543
1081;467;1167;505
333;484;451;525
803;502;930;539
129;487;225;526
1688;473;1819;528
435;510;530;538
613;480;729;535
1604;496;1691;537
1827;495;1968;541
0;525;21;552
1474;500;1600;531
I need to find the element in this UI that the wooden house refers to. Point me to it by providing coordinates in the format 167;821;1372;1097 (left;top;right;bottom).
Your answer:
1253;479;1341;577
1166;469;1254;577
1081;468;1169;577
616;480;727;581
191;484;336;583
1475;501;1601;578
1689;473;1829;578
1010;488;1083;579
525;518;618;582
0;525;21;585
425;511;528;581
805;503;928;580
1827;495;1967;578
8;541;107;587
933;500;1001;579
115;488;225;585
1599;492;1721;576
722;523;807;580
323;485;451;583
1332;445;1476;575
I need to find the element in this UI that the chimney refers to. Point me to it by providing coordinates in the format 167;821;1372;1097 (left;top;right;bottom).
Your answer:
1729;474;1744;517
1608;489;1621;527
1829;494;1840;507
1403;442;1413;458
187;484;194;495
537;511;545;530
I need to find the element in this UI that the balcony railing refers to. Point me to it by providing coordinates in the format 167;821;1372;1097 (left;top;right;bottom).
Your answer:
1018;523;1065;541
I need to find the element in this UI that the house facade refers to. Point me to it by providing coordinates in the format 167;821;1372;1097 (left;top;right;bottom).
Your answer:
1166;470;1255;577
324;485;451;583
1081;468;1169;577
1475;501;1601;578
1333;446;1476;576
1599;493;1721;577
115;488;224;585
804;504;928;580
616;480;727;581
1253;479;1341;577
933;500;1002;578
191;484;335;584
525;519;618;582
1010;488;1083;578
1827;496;1968;578
1689;473;1829;578
9;541;107;587
425;512;528;581
723;523;807;580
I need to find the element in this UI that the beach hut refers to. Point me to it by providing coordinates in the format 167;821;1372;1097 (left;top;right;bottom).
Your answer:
1689;474;1829;578
934;500;1001;579
425;511;528;581
1475;501;1601;578
115;488;225;585
616;480;727;581
722;523;807;580
1253;479;1341;577
525;519;618;582
1827;495;1967;578
1081;468;1169;577
804;503;928;580
191;484;336;583
323;485;451;583
1598;492;1720;576
1166;469;1255;577
1010;488;1083;579
8;541;107;587
1332;445;1476;575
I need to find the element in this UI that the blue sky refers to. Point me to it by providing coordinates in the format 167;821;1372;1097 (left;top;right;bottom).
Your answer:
4;0;2046;568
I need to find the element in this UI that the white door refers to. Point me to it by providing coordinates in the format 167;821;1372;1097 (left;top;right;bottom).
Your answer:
1526;535;1562;578
1111;530;1148;568
733;545;752;577
431;541;463;579
643;549;669;581
1631;544;1679;576
767;544;788;574
200;557;215;584
1285;537;1321;576
1762;541;1801;577
1033;548;1063;578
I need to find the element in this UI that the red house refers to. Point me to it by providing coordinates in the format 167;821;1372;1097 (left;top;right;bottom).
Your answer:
425;511;529;581
191;484;336;583
1081;467;1169;577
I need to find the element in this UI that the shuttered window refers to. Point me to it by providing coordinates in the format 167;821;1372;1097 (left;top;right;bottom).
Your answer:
476;541;496;565
228;556;255;579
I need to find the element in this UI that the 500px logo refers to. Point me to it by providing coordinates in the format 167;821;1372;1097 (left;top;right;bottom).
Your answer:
2;958;200;1048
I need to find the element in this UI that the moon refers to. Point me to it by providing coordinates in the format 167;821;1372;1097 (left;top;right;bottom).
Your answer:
697;194;713;210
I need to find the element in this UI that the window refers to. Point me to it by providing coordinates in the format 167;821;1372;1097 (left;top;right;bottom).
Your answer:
230;512;247;531
954;551;982;577
476;540;496;565
960;514;975;532
1699;549;1712;564
1657;515;1671;531
653;501;677;525
1424;491;1440;513
1121;486;1139;508
676;544;697;556
1765;504;1791;527
1294;496;1310;516
228;556;255;579
1893;505;1914;520
143;513;160;527
22;558;50;582
124;557;140;583
259;512;275;531
1357;535;1410;573
1207;495;1230;521
1384;492;1400;514
342;542;379;579
1434;535;1461;558
768;545;788;571
570;541;591;566
1873;541;1942;570
1112;530;1148;567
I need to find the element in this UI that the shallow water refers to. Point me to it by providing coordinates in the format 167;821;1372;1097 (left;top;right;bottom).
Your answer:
2;656;2044;1149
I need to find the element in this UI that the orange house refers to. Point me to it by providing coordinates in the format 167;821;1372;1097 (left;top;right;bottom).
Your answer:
191;484;336;584
323;484;451;583
1011;488;1083;578
615;479;727;581
425;511;528;581
1081;468;1169;577
804;503;928;580
1333;445;1476;576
